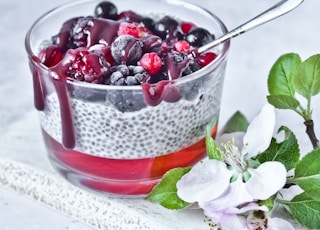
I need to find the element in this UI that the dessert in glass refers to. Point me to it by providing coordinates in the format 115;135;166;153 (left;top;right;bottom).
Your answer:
25;0;230;196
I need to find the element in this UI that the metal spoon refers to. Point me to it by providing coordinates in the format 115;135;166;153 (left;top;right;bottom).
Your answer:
194;0;304;56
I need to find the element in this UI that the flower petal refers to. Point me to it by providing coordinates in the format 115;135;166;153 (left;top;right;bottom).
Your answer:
176;160;232;203
246;162;287;200
242;104;275;159
216;132;245;150
199;176;254;211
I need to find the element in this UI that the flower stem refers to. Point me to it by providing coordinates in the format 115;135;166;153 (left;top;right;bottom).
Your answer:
304;120;319;149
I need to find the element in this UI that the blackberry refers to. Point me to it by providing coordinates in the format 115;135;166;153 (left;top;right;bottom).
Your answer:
94;1;118;20
166;51;200;79
109;64;150;86
185;27;215;47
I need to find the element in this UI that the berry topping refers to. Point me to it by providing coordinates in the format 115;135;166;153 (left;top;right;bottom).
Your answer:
139;52;162;75
141;35;162;53
111;35;143;64
180;21;196;34
185;27;215;47
118;22;140;38
196;52;217;67
64;47;110;83
174;40;190;53
94;1;118;20
109;64;149;86
152;16;179;40
38;45;63;67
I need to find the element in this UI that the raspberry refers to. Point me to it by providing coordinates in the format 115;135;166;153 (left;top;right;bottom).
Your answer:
139;52;162;75
174;40;190;53
64;47;111;83
118;22;139;38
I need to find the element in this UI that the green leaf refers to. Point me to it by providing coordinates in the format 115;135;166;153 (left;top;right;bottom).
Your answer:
294;148;320;201
268;53;301;96
266;94;300;110
145;167;191;209
293;54;320;99
219;111;249;134
206;116;223;160
258;126;300;171
283;192;320;229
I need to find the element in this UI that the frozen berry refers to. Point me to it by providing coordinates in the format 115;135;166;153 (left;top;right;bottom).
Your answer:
139;52;162;75
196;52;217;67
153;16;179;40
94;1;118;20
38;45;63;67
185;27;214;47
118;22;139;38
65;47;111;83
141;35;162;53
180;21;196;34
111;35;143;64
109;64;149;86
174;40;190;53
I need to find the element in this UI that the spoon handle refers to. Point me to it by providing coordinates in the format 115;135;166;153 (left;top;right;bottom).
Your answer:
197;0;304;54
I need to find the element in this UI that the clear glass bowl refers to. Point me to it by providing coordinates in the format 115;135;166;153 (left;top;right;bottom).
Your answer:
25;0;230;197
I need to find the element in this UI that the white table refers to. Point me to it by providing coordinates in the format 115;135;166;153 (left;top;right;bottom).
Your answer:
0;0;318;229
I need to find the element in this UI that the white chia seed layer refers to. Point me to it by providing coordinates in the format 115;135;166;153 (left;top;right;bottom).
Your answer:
39;70;224;159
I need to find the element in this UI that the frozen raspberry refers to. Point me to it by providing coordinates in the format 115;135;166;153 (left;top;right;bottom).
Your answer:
38;45;63;67
185;27;215;47
139;52;162;75
109;64;149;86
174;40;190;53
94;1;118;20
111;35;143;64
65;47;111;83
117;22;139;38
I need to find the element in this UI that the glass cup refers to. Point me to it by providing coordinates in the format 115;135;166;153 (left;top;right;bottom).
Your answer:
25;0;230;196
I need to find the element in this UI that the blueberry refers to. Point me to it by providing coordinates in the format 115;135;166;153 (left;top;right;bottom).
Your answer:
109;64;149;85
140;17;155;31
153;16;179;40
111;35;143;64
94;1;118;20
141;35;162;53
185;27;215;47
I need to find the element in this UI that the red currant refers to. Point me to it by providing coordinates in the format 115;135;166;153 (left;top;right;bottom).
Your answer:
139;52;162;75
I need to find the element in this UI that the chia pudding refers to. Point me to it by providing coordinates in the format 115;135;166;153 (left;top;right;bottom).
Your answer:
26;0;229;196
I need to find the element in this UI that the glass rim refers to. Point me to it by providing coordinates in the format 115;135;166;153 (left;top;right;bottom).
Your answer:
25;0;230;91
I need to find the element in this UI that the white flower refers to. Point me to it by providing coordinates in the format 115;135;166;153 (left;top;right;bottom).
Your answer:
176;104;287;216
